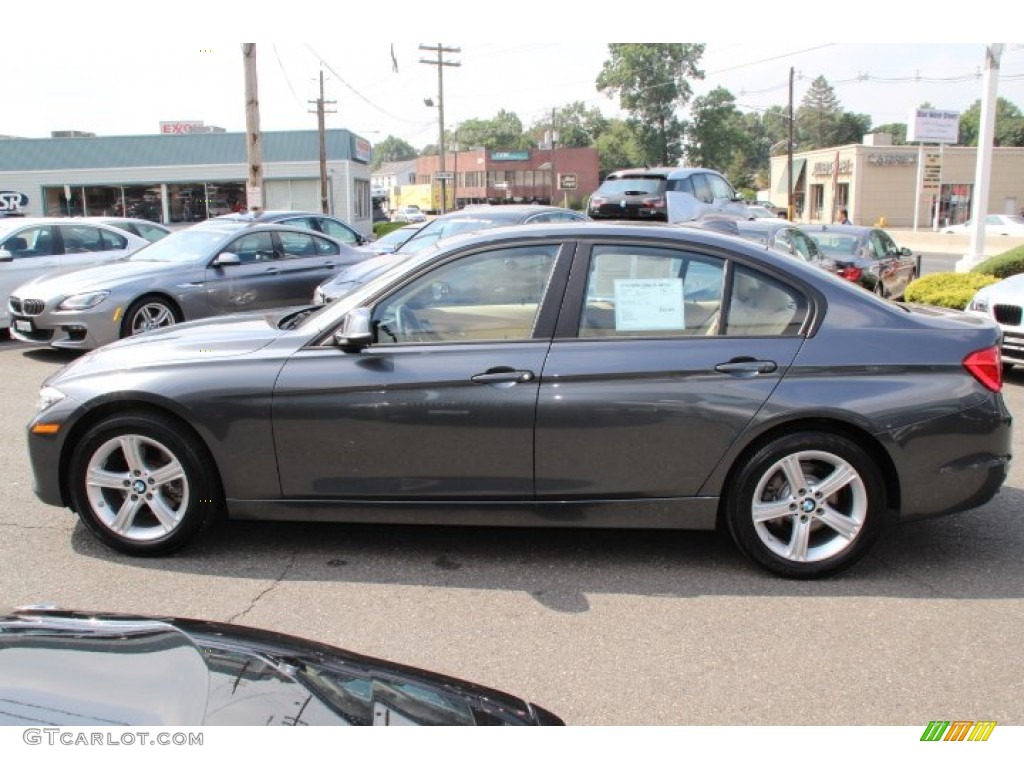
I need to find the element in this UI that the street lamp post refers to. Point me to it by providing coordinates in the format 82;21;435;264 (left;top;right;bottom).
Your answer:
419;44;460;215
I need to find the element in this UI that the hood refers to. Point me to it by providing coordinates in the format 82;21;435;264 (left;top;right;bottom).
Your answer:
16;259;195;296
0;608;563;726
49;312;288;383
975;273;1024;302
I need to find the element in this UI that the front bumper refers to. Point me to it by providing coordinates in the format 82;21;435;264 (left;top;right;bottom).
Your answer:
9;306;121;350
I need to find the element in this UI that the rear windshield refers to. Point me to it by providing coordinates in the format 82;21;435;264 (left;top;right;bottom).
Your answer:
597;178;665;195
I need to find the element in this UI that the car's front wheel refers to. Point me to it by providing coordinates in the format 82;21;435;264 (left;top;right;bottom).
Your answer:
121;296;181;338
724;432;887;578
68;412;220;555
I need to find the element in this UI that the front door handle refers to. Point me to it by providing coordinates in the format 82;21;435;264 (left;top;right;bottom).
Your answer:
471;367;536;385
715;358;778;376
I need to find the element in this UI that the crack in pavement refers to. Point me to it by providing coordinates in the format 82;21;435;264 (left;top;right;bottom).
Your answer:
228;550;298;624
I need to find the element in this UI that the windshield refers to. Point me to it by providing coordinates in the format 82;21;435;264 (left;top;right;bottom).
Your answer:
804;232;862;258
398;216;513;255
127;229;234;263
596;178;664;195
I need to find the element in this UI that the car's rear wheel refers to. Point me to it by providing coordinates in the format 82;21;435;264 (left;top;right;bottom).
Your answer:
68;412;219;555
725;432;887;578
121;296;181;338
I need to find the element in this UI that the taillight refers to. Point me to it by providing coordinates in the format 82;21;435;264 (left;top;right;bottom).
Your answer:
589;196;605;207
838;266;862;282
642;196;665;208
963;346;1003;392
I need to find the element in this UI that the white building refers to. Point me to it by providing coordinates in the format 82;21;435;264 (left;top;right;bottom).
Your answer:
0;128;375;235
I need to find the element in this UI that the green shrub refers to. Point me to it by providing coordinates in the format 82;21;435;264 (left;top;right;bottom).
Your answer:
374;221;406;238
903;272;1000;310
970;245;1024;278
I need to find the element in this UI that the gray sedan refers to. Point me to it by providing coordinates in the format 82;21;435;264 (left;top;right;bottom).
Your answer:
9;223;365;349
25;222;1011;578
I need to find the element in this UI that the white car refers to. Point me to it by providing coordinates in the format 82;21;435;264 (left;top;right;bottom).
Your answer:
966;273;1024;369
1;217;150;330
946;214;1024;237
394;205;427;223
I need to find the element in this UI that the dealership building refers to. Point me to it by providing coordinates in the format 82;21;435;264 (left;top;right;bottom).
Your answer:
0;127;376;235
769;127;1024;229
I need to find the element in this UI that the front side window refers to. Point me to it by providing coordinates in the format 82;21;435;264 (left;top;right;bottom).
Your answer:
579;245;725;338
227;232;276;263
371;244;560;344
725;265;807;337
790;230;821;261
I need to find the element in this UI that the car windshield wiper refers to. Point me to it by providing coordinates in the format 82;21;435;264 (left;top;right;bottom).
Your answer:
278;305;321;330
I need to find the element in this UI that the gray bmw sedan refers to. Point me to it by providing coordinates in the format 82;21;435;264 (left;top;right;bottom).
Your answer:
9;222;366;350
26;222;1012;578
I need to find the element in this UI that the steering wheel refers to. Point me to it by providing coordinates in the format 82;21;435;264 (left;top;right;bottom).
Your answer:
394;305;425;340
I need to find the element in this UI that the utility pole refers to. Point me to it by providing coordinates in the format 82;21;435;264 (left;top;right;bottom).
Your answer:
309;68;337;214
550;107;557;205
242;44;263;215
419;44;460;214
957;43;1005;272
787;66;794;222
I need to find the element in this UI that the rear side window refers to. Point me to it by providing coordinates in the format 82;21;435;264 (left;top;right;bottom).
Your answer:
690;174;714;203
579;245;725;338
60;225;124;253
725;265;807;337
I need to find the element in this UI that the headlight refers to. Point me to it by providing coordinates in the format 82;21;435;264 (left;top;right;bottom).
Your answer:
37;386;66;413
968;296;990;312
58;291;110;311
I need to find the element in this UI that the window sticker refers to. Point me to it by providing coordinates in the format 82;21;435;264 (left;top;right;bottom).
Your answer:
613;278;684;331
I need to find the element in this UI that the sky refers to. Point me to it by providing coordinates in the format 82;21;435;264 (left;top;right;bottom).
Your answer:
4;5;1022;151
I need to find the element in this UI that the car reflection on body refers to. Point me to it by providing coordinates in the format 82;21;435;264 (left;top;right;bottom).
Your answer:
966;272;1024;370
0;607;563;726
8;223;365;350
26;221;1011;578
799;223;918;300
360;222;426;256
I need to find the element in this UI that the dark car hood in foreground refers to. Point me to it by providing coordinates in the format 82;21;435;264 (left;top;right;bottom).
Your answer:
0;608;563;726
47;311;295;385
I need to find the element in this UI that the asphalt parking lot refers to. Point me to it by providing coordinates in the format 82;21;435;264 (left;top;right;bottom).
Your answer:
1;327;1022;726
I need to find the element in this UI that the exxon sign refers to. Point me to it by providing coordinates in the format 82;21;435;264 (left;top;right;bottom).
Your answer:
0;192;29;213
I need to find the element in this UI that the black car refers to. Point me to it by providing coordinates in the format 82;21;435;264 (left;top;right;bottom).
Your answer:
0;607;563;726
26;222;1010;578
587;167;749;222
799;224;918;299
200;210;370;248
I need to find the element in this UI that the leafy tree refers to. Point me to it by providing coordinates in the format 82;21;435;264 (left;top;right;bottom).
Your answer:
833;111;872;145
872;122;908;144
371;135;418;169
528;102;609;148
596;43;705;166
959;97;1024;146
685;87;753;177
448;110;532;151
594;119;646;177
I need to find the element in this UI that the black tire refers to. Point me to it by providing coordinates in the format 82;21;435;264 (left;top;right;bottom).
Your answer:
724;431;887;578
120;295;181;338
67;412;220;556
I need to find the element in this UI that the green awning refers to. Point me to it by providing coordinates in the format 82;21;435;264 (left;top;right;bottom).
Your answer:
775;158;806;193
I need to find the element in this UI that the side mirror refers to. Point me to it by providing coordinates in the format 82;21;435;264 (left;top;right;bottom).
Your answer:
900;247;913;257
333;307;373;349
0;248;12;263
214;252;242;266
